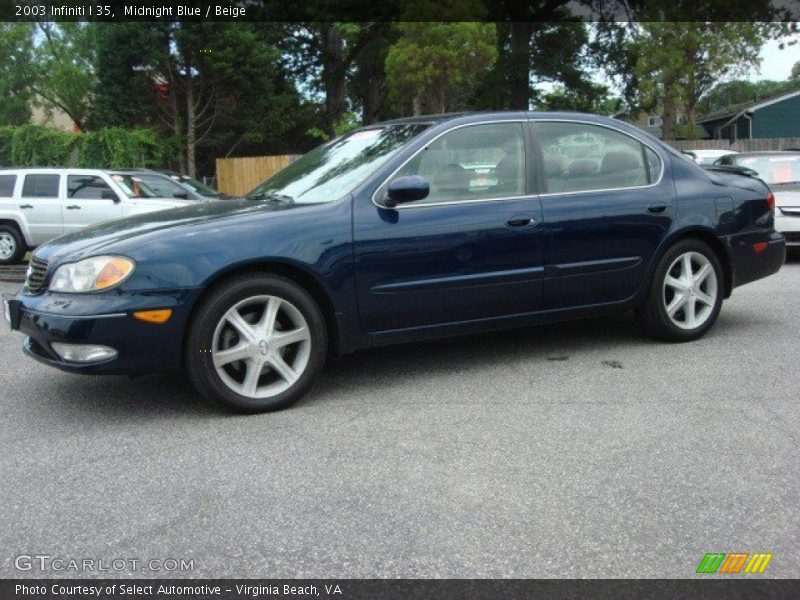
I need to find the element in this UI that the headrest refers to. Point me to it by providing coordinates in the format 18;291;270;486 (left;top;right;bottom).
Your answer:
601;151;641;174
544;155;568;177
568;159;600;177
433;163;469;191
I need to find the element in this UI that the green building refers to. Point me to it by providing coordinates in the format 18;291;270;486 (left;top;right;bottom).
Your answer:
698;89;800;141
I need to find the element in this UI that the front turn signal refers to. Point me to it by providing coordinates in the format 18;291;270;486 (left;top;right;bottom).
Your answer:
133;309;173;324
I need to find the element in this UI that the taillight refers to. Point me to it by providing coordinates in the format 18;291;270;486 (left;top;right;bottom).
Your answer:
766;191;775;211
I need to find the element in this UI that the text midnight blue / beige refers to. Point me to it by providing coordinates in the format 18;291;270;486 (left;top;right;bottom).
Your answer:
124;5;247;17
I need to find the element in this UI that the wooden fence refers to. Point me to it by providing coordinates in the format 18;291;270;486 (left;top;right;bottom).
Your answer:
667;137;800;152
215;154;299;196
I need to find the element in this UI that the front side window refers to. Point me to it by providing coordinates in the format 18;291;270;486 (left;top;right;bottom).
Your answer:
390;122;526;205
537;122;660;194
22;174;60;198
67;175;114;200
248;124;430;205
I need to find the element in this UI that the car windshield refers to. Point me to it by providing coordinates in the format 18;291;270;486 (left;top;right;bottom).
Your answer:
732;154;800;184
136;173;198;199
109;173;159;198
246;123;431;204
178;175;219;197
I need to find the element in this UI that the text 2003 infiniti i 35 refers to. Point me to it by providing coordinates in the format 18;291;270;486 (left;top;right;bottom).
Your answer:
3;112;785;412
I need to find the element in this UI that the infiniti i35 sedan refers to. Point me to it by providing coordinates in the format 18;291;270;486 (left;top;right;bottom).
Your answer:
3;112;785;412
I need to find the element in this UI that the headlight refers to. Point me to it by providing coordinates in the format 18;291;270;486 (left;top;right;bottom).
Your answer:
49;256;135;293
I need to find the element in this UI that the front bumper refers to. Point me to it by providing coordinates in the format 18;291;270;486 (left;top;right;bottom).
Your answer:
4;288;197;376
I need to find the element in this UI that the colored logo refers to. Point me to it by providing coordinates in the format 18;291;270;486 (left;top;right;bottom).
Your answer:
696;552;773;574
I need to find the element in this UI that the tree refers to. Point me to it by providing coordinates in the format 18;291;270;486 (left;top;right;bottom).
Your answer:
33;22;97;131
538;84;621;115
385;22;498;115
791;60;800;81
92;22;306;176
0;23;35;126
631;23;775;140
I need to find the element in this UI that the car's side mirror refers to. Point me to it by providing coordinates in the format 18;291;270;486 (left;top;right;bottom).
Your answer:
384;175;429;208
173;191;189;199
101;189;120;203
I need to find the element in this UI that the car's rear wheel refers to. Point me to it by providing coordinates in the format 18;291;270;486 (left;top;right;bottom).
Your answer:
185;273;327;412
636;239;723;342
0;225;25;265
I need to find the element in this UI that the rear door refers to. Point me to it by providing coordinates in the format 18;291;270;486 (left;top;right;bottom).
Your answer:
63;173;124;234
19;173;63;244
532;120;674;309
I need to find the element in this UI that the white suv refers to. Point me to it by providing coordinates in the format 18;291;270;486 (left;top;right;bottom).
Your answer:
0;168;197;264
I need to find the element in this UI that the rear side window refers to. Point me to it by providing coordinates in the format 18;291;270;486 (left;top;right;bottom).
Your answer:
0;174;16;197
536;122;661;194
22;174;60;198
68;175;114;200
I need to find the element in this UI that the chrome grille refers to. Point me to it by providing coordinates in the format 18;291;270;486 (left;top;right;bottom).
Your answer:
25;256;48;294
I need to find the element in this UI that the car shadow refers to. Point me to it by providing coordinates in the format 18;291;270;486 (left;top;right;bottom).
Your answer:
39;312;645;419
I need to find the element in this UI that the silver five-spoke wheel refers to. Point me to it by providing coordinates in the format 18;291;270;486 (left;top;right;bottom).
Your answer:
211;295;311;399
663;251;718;330
0;232;16;261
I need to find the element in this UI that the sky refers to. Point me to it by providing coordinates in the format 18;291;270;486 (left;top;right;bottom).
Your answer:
751;37;800;81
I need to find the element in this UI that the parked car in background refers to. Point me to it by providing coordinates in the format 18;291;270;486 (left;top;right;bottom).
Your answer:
713;151;800;246
4;112;784;413
0;168;196;264
684;149;738;165
111;170;206;202
154;170;233;200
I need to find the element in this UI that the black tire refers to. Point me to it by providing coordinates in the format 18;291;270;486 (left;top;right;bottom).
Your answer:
0;224;26;265
635;239;724;342
184;273;327;413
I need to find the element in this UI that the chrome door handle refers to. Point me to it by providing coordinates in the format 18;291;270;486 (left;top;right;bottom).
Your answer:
66;205;81;210
647;203;667;214
19;204;33;209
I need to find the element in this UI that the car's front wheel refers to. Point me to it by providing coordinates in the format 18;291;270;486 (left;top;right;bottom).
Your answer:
636;239;724;342
185;273;327;412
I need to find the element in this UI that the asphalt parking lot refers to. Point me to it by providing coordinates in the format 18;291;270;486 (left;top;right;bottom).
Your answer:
1;254;798;579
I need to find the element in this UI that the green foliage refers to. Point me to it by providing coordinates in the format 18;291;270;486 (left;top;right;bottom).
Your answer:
386;22;498;115
76;128;168;168
34;23;97;130
0;125;168;168
538;84;621;115
0;23;36;126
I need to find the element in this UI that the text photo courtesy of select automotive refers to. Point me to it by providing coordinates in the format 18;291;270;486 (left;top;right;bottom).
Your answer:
1;9;799;595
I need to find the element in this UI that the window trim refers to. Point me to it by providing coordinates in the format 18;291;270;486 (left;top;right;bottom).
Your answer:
370;119;532;210
531;119;666;197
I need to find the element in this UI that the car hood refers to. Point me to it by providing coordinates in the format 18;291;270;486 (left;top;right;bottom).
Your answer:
34;199;303;264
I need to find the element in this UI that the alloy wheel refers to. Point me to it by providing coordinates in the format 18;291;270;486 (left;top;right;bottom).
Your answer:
662;251;718;330
0;232;16;260
211;294;312;399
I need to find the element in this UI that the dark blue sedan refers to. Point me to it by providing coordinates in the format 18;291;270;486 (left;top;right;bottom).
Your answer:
3;112;785;412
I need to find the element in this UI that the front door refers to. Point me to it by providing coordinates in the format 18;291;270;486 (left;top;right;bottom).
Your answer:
353;121;545;332
63;174;124;234
533;120;675;309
